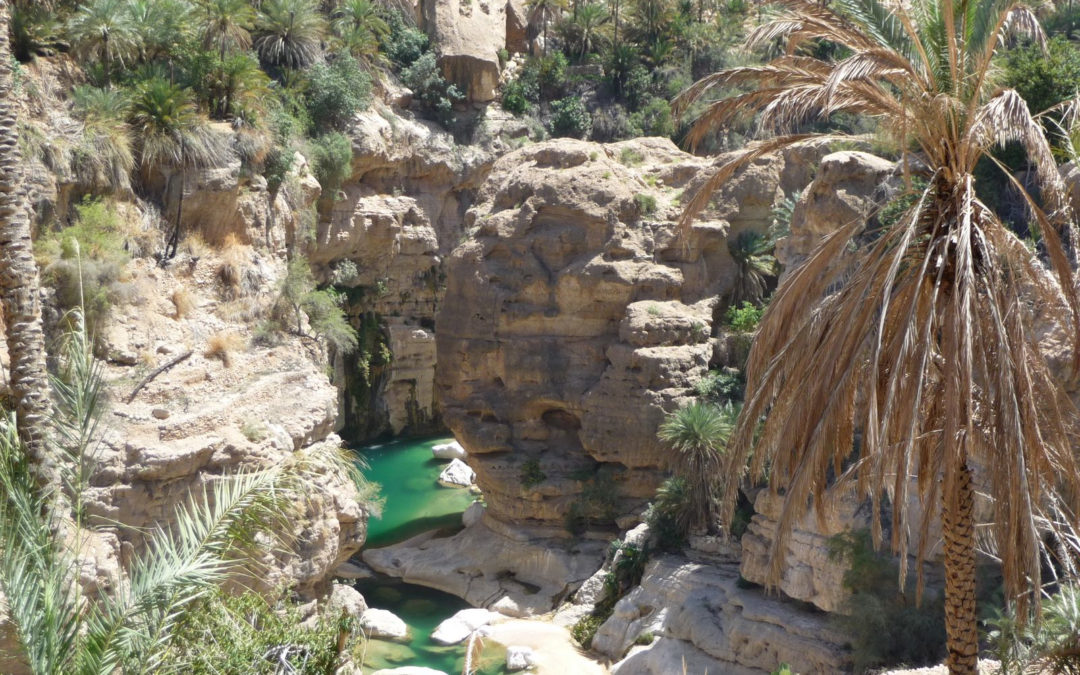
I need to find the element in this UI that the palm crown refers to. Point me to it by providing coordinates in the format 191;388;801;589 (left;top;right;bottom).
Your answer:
677;1;1080;673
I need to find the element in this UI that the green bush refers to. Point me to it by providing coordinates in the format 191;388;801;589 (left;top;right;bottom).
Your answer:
1003;36;1080;121
570;613;605;649
828;530;946;672
634;193;656;215
275;257;359;354
724;301;764;332
400;52;464;127
694;369;745;403
520;458;546;488
549;96;591;138
308;131;353;195
645;476;692;550
305;53;373;130
38;198;131;345
628;95;675;138
501;78;533;115
170;589;350;674
380;9;428;67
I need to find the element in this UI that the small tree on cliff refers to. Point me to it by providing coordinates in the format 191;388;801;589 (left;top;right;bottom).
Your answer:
677;1;1080;673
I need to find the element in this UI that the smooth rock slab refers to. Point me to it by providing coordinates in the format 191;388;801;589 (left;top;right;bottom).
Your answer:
431;608;502;645
432;440;467;460
462;500;485;527
437;458;475;487
360;608;411;642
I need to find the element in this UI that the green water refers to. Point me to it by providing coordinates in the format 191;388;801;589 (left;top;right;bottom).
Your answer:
355;437;498;674
357;436;477;549
354;577;505;675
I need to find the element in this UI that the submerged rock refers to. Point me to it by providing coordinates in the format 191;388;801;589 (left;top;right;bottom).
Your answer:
437;458;476;487
431;607;503;645
371;668;449;675
360;608;411;643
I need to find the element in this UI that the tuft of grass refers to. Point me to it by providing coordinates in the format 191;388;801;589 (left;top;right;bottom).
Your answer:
634;193;657;216
204;331;244;367
619;147;644;166
240;420;267;443
216;234;252;300
171;287;195;320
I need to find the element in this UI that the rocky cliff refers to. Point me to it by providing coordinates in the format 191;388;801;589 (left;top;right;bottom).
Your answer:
436;136;830;529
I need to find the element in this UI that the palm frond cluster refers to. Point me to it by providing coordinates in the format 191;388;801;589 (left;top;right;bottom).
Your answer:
677;0;1080;671
0;309;371;673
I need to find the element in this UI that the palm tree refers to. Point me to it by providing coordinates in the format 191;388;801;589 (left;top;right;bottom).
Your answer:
254;0;328;70
657;401;736;532
65;0;140;86
727;230;777;308
128;78;230;259
675;1;1080;673
0;3;54;496
198;0;256;61
71;86;135;195
561;2;610;59
127;0;195;63
526;0;569;56
332;0;389;62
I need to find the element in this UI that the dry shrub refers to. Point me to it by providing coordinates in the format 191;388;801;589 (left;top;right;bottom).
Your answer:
204;331;244;367
216;234;254;300
216;297;267;323
181;232;211;260
171;287;195;320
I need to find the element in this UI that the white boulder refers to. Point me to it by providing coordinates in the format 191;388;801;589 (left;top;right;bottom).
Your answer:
431;608;502;645
360;608;410;642
432;440;467;460
438;458;475;488
506;645;537;671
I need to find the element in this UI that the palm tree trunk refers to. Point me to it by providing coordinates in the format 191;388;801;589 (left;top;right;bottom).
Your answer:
0;4;55;494
942;461;979;675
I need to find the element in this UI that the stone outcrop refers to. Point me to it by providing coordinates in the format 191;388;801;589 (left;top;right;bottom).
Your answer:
776;150;896;273
593;556;850;674
436;137;824;528
310;105;497;441
363;515;608;616
419;0;507;101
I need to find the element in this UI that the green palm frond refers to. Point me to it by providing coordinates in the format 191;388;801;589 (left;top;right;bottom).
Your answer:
254;0;328;70
658;401;737;530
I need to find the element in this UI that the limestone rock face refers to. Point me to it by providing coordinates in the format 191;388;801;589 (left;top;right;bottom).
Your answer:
776;150;896;273
310;105;496;441
437;137;825;528
420;0;505;101
593;556;850;674
738;490;868;612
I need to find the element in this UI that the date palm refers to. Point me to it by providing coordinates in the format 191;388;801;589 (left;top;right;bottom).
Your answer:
128;78;230;258
657;401;736;532
332;0;389;62
198;0;256;61
727;229;777;307
65;0;140;86
526;0;568;56
254;0;328;70
676;1;1080;673
0;2;54;495
561;2;610;59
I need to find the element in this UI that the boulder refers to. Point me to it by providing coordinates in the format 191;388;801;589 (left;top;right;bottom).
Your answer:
438;458;476;487
431;608;503;645
360;608;411;643
432;440;467;460
594;556;850;674
506;645;536;671
419;0;505;101
326;583;367;618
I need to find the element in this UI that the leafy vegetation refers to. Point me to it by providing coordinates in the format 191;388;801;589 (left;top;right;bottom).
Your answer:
724;301;764;332
656;401;736;533
519;457;546;488
828;530;946;673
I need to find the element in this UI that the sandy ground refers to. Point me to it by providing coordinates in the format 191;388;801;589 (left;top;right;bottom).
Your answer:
483;619;609;675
